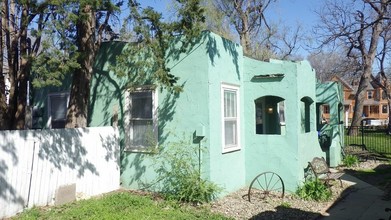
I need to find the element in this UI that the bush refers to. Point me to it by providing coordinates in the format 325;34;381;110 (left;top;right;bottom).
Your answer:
343;154;359;167
296;179;332;201
148;139;222;204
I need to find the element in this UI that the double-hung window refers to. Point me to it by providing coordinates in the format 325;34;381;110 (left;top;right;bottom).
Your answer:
47;92;69;128
126;87;158;151
221;84;240;153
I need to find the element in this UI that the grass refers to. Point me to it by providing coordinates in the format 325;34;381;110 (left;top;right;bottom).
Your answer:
343;161;391;190
344;131;391;154
13;191;231;220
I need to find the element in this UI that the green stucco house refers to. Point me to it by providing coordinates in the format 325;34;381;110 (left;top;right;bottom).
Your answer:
32;31;343;195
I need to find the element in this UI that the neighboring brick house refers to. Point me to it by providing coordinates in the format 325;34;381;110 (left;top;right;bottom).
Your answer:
325;75;390;126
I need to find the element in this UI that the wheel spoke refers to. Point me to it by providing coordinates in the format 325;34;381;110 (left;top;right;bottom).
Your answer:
256;178;266;191
248;172;285;202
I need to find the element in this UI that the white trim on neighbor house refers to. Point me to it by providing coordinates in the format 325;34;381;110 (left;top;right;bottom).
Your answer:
124;86;158;152
221;83;241;153
47;92;70;128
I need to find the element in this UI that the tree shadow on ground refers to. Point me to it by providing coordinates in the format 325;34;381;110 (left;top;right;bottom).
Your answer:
343;162;391;200
250;205;319;220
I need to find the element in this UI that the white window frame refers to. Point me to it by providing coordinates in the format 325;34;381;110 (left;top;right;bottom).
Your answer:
125;86;158;152
47;92;70;128
221;83;240;153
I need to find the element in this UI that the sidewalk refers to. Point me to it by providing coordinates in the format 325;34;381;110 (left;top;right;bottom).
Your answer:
319;174;391;220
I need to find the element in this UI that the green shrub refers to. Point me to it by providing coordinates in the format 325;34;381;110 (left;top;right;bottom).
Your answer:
147;139;222;204
280;202;291;208
343;154;359;167
296;179;332;201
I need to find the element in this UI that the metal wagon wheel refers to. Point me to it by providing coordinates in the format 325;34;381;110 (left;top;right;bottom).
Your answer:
247;171;285;202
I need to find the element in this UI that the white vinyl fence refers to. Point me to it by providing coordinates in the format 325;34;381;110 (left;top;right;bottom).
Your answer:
0;126;120;218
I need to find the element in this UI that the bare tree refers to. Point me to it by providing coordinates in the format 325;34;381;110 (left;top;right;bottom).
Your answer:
308;50;361;82
314;0;391;134
374;19;391;134
210;0;302;60
213;0;274;56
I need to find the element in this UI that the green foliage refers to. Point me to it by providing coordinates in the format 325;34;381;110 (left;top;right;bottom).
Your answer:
342;154;359;167
147;140;222;204
296;179;332;202
280;202;291;208
112;0;205;92
14;192;229;219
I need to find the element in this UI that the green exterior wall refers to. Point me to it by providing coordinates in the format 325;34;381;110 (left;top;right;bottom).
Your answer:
316;81;344;167
32;31;342;196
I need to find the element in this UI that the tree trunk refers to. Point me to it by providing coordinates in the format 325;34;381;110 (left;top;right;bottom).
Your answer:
349;74;369;135
239;12;251;56
4;0;18;130
65;5;96;128
13;2;30;129
0;0;6;129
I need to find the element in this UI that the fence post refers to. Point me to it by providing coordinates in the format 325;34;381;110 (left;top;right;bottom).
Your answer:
361;121;364;147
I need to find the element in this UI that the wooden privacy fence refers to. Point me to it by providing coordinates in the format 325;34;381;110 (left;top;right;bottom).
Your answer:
0;127;120;218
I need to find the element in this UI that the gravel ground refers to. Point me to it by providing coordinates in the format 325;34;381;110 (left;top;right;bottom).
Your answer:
210;183;352;220
210;159;388;220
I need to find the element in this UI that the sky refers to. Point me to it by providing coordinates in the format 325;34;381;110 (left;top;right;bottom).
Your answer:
136;0;325;58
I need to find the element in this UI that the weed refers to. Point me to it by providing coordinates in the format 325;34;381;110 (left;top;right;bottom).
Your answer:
15;192;229;219
280;202;291;208
147;139;222;204
343;154;359;167
296;179;332;202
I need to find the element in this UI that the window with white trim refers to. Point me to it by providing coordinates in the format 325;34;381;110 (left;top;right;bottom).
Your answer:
221;84;240;153
126;87;158;151
47;92;69;128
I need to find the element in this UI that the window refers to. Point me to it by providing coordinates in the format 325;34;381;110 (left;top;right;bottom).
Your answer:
301;97;313;133
382;91;387;100
126;87;157;151
367;91;373;99
344;105;350;113
369;105;379;114
382;104;388;114
322;105;330;114
47;92;69;128
255;96;285;135
221;84;240;153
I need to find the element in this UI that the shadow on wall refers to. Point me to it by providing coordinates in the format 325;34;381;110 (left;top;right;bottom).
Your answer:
0;127;119;217
204;32;240;79
0;136;24;207
120;91;181;187
96;31;241;187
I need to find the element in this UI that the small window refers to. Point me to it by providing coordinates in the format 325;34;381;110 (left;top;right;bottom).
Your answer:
255;96;285;135
301;97;313;133
382;104;388;114
126;87;158;151
367;91;373;99
221;84;240;153
382;91;387;100
47;92;69;128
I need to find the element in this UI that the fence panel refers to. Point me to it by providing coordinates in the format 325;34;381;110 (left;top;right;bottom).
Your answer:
344;126;391;155
0;127;120;218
